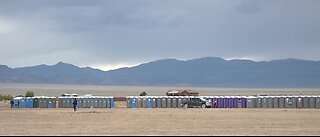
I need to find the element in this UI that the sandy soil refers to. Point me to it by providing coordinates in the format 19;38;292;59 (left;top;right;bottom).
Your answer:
0;102;320;136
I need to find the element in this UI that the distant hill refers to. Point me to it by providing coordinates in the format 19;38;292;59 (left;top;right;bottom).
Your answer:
1;57;320;87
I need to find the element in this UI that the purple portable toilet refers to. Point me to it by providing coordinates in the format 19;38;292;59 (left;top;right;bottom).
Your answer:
241;96;247;108
224;96;230;108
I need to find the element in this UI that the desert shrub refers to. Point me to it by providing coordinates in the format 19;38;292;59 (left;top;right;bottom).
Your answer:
25;91;34;97
0;94;13;101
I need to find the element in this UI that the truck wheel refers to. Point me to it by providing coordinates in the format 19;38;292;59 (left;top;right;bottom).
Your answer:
184;104;188;108
201;104;206;108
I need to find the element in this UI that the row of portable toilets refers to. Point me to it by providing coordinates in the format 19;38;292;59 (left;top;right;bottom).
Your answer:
12;96;115;108
12;96;57;108
12;95;320;109
57;96;115;108
125;95;320;109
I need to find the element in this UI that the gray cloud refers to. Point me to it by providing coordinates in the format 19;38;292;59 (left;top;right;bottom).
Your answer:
0;0;320;69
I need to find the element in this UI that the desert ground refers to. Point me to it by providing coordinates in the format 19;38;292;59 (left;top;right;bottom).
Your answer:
0;101;320;136
1;83;320;135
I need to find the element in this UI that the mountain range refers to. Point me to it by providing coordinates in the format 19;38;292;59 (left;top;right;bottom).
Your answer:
1;57;320;88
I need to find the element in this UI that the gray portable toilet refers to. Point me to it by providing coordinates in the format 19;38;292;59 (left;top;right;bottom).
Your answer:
273;96;279;108
89;97;95;108
296;96;303;109
278;96;285;108
152;97;157;108
156;96;161;108
261;96;268;108
82;97;87;108
106;97;111;108
302;96;309;108
246;96;255;108
285;96;295;108
142;97;147;108
166;96;172;108
161;96;167;108
315;96;320;109
126;96;131;108
66;98;71;108
77;97;82;108
58;97;63;108
98;97;103;108
177;96;183;108
171;96;177;108
255;97;262;108
137;97;142;108
39;97;48;108
267;96;273;108
309;96;316;108
94;97;99;108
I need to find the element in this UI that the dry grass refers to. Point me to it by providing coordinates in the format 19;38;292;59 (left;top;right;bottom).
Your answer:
0;102;320;136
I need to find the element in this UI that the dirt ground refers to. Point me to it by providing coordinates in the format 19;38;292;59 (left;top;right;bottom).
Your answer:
0;102;319;136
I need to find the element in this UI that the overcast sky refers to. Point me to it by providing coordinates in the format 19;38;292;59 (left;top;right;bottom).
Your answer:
0;0;319;70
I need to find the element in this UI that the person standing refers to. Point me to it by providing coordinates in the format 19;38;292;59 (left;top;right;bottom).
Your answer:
10;99;14;108
73;98;78;112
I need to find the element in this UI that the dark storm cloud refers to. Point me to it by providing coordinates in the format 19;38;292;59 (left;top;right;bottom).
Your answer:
0;0;320;69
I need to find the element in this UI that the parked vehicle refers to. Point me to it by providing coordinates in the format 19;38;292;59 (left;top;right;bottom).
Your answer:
182;97;212;108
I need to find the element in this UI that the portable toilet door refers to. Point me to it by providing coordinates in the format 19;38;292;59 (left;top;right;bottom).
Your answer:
146;97;153;108
136;97;142;108
126;97;131;108
18;98;26;108
285;97;294;108
38;98;44;108
166;97;172;108
279;96;285;108
152;97;157;108
77;98;82;108
131;97;137;108
224;97;229;108
309;96;316;108
25;98;33;108
33;98;39;108
94;97;99;108
106;97;111;108
156;97;161;108
141;97;147;108
246;97;254;108
261;97;268;108
13;98;20;108
255;97;262;108
292;96;297;108
48;98;53;108
273;96;279;108
177;97;183;108
97;97;102;108
302;96;308;108
241;97;247;108
236;97;242;108
267;97;273;108
110;97;115;108
161;97;167;108
297;97;303;109
171;97;177;108
316;96;320;109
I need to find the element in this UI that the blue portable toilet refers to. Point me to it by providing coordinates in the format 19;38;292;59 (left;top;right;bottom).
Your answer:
48;97;54;108
13;97;23;108
131;96;137;108
110;97;115;108
147;97;153;108
18;98;26;108
25;97;34;108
